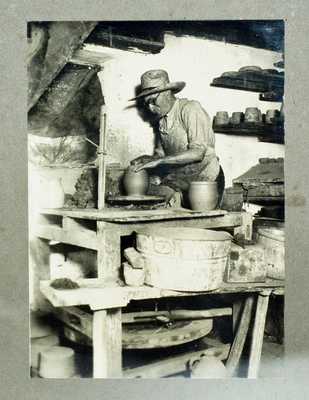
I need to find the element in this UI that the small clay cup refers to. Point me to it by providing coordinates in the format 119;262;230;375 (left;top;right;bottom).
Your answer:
215;111;229;126
231;112;243;125
265;109;280;124
244;107;262;123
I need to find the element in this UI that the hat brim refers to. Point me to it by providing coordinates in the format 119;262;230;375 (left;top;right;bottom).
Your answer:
129;81;186;101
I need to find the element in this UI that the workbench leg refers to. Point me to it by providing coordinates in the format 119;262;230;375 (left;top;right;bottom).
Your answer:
92;308;122;378
97;222;121;284
226;296;254;377
247;291;271;378
232;297;243;334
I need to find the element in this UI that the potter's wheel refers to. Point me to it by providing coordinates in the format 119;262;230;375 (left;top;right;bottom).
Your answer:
64;319;213;349
106;195;166;205
123;319;213;349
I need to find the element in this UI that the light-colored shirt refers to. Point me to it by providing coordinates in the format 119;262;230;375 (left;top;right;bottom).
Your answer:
155;98;220;191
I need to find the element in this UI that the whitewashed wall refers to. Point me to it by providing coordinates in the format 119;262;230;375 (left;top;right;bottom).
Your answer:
93;34;284;187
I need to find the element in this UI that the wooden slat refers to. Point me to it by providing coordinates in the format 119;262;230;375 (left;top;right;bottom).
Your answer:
33;224;98;250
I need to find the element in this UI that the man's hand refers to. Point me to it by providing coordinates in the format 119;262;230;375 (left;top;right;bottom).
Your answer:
133;158;161;172
130;155;154;166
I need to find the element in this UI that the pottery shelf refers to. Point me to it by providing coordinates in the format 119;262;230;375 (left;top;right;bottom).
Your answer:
213;122;284;144
210;69;284;99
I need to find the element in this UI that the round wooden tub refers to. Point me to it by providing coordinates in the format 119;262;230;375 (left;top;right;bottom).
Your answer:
136;228;232;291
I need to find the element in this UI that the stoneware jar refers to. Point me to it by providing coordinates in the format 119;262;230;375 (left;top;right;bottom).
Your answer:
244;107;262;123
265;109;280;124
123;166;149;196
188;181;219;211
214;111;229;126
231;112;243;125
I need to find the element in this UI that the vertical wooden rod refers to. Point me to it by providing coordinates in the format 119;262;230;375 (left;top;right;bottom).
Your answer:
98;105;107;209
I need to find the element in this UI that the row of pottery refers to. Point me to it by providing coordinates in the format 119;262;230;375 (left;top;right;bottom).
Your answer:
214;109;280;126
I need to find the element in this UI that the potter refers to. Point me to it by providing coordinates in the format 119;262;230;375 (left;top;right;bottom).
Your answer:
129;70;225;208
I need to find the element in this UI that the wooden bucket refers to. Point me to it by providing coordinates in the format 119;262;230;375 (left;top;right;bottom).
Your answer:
136;228;232;291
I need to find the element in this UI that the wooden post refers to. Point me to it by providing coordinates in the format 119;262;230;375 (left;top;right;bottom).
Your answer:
96;221;121;282
98;106;107;209
92;308;122;378
247;290;271;378
232;298;243;334
226;295;254;377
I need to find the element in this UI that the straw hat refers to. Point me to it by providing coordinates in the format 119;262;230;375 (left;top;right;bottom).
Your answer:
130;69;185;100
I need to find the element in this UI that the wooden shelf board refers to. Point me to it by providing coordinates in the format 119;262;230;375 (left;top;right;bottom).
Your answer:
38;207;227;222
40;279;284;311
33;224;98;250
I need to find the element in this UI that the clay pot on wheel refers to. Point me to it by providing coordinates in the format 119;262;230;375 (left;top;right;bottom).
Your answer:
123;167;149;196
188;181;219;211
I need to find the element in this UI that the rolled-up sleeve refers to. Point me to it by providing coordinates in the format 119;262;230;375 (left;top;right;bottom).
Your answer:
180;101;214;151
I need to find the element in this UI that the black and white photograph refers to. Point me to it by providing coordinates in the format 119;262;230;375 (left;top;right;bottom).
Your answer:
28;20;285;379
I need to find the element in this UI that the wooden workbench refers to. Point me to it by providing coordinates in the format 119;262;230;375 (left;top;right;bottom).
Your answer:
40;278;284;378
33;207;249;283
34;207;283;378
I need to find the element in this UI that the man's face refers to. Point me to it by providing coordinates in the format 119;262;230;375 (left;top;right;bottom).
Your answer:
143;91;173;117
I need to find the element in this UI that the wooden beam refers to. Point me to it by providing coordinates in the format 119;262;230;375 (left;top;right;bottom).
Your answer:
87;30;164;53
70;48;113;67
33;224;98;250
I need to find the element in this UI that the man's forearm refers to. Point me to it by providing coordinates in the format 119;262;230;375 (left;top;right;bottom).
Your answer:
158;148;205;166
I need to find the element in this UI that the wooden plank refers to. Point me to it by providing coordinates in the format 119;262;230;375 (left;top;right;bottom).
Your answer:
93;308;122;378
226;296;254;376
33;224;98;250
113;213;243;235
247;291;271;378
124;342;230;378
70;48;113;67
39;207;227;222
97;221;121;282
40;280;284;310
